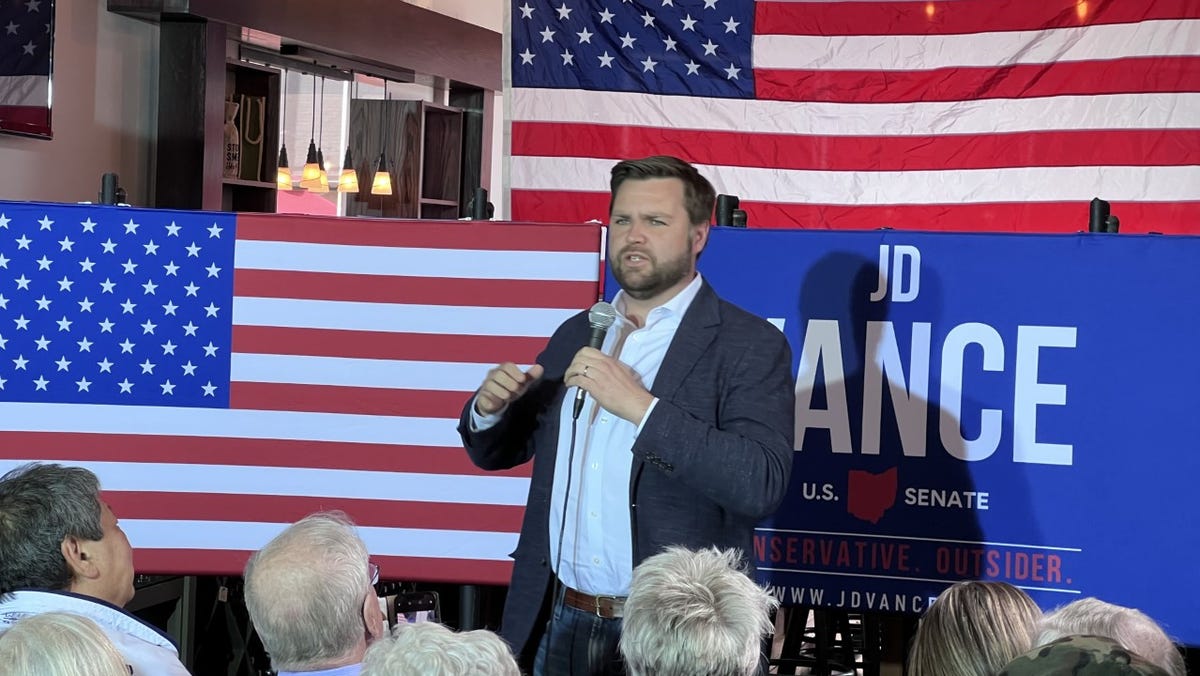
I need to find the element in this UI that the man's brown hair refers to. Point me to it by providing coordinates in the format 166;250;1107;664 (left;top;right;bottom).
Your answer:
609;156;716;227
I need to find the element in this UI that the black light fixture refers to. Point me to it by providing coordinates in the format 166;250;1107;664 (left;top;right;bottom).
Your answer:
370;79;393;196
276;68;293;190
338;74;360;193
310;76;330;193
299;72;321;188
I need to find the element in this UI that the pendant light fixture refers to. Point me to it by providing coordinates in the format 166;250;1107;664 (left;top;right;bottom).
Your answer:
299;72;322;188
310;76;330;193
370;79;393;196
276;68;293;190
337;74;360;193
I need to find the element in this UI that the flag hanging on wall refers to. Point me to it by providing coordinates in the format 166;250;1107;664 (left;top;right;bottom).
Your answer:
506;0;1200;233
0;201;602;584
0;0;54;138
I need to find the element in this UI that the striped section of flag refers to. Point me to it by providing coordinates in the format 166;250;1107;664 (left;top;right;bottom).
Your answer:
0;203;603;584
506;0;1200;233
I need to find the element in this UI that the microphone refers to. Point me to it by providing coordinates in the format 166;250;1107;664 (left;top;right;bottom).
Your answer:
573;301;617;420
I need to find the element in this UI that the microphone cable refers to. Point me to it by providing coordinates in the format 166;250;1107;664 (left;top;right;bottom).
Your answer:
545;414;583;669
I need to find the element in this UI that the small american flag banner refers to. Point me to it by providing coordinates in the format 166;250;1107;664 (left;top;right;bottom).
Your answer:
0;0;54;137
507;0;1200;233
0;201;602;584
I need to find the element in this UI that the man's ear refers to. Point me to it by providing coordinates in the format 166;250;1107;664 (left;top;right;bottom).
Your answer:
362;591;385;641
61;536;100;582
692;222;710;255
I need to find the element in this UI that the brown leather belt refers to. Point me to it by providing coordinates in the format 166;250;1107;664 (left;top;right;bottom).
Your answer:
563;586;626;619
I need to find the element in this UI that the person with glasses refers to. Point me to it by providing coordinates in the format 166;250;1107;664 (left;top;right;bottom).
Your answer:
244;511;385;676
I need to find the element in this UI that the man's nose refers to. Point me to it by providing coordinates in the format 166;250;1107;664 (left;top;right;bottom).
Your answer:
624;220;648;242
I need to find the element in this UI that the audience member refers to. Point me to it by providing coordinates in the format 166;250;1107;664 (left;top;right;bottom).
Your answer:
244;511;385;675
618;546;778;676
907;580;1041;676
361;621;520;675
1001;634;1171;676
0;462;188;674
1038;597;1186;676
0;611;130;676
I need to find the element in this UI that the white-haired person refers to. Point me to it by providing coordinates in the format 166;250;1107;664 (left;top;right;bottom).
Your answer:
618;546;779;676
244;511;385;675
907;580;1042;676
0;463;189;674
0;611;131;676
1037;597;1186;676
361;621;520;676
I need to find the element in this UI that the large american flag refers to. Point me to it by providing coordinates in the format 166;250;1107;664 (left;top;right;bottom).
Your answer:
0;201;602;584
0;0;53;137
507;0;1200;233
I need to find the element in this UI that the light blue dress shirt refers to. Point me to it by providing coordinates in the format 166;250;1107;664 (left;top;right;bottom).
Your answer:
473;274;702;597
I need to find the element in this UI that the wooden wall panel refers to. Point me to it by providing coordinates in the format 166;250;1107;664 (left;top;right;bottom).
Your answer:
345;99;422;219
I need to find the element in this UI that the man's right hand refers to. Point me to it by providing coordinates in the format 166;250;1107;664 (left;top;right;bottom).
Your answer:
474;362;545;415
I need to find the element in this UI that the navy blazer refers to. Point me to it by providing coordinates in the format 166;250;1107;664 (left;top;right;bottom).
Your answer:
458;279;796;662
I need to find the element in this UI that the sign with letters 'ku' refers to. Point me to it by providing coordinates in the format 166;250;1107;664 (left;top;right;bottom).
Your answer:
696;228;1200;644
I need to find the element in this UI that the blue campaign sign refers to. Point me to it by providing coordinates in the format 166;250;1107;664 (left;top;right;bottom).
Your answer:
613;228;1200;644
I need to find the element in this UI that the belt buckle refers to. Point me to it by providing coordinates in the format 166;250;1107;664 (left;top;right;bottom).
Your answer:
593;594;621;618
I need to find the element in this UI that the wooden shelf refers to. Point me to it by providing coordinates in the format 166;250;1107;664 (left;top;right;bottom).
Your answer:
220;60;280;213
222;178;277;190
420;198;458;206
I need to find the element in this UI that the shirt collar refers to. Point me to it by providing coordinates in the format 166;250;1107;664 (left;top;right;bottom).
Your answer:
2;589;179;650
276;663;362;676
613;273;703;330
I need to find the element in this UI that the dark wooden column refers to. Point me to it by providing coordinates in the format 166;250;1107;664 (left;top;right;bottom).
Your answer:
153;17;225;210
450;85;484;213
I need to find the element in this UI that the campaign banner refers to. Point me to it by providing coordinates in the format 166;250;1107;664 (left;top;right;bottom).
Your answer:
695;228;1200;644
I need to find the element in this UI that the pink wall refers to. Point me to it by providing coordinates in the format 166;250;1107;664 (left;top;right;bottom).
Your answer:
0;1;158;206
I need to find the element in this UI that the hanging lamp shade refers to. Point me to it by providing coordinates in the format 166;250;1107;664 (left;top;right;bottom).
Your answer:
276;144;293;190
338;145;359;193
309;148;330;193
299;140;322;188
370;151;393;196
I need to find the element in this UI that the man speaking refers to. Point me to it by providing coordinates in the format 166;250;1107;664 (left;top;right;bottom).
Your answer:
459;156;796;675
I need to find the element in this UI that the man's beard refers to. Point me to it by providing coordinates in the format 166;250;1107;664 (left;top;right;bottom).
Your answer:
612;247;692;301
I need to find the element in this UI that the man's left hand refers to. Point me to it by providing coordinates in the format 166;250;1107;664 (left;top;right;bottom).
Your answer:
565;347;654;424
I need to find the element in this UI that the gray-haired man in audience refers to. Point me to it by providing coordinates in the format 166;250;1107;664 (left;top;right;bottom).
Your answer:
362;621;520;676
1037;597;1186;676
619;546;779;676
0;462;189;675
244;511;385;676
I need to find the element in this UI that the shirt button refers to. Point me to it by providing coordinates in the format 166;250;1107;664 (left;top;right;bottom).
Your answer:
590;511;597;518
593;557;601;565
591;463;599;470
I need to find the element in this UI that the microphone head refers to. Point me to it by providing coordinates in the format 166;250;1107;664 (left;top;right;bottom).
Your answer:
588;301;617;330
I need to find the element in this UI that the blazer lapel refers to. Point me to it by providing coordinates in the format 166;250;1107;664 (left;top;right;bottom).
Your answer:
650;279;721;401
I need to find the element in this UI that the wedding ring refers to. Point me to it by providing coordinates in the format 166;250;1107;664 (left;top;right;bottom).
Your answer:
583;365;590;378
